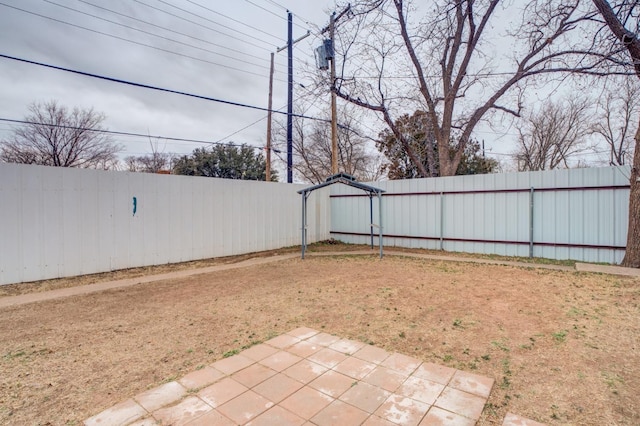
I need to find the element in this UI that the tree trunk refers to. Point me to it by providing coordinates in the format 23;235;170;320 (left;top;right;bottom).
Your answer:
621;117;640;267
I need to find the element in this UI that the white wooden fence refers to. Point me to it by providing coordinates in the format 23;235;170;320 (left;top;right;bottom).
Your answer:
330;166;630;264
0;163;330;285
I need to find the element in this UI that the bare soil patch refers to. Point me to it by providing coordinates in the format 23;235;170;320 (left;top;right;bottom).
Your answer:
0;253;638;425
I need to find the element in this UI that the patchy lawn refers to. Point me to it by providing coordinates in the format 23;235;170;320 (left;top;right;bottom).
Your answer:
0;253;638;425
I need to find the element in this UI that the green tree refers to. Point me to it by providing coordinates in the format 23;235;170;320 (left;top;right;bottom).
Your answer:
173;144;277;181
376;110;497;179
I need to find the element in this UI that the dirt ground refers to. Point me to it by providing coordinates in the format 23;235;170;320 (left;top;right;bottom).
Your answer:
0;248;638;425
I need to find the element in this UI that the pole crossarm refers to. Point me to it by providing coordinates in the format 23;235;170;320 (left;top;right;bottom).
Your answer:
298;173;385;259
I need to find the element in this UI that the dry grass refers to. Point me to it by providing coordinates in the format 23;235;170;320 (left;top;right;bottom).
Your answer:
0;250;638;425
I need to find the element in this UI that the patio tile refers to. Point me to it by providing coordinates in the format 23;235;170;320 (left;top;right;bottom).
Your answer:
419;406;476;426
84;327;498;426
231;363;277;388
311;399;369;426
396;376;445;405
307;347;349;368
287;340;324;358
287;327;320;340
198;377;248;408
413;362;456;385
338;381;390;413
362;366;408;392
134;381;186;412
280;386;334;419
84;398;146;426
329;338;366;354
448;369;495;398
246;405;305;426
334;356;377;380
362;415;397;426
253;373;305;403
151;396;212;425
284;359;328;384
374;394;431;426
433;387;486;420
353;345;391;365
216;390;274;424
241;343;280;362
259;350;303;371
380;352;421;376
308;370;355;398
185;409;236;426
265;333;301;349
210;354;254;375
306;332;341;347
502;412;548;426
178;366;225;390
126;418;157;426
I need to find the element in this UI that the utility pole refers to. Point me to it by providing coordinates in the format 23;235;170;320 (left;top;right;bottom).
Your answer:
275;13;310;183
265;52;274;181
321;5;351;176
329;12;338;175
287;11;293;183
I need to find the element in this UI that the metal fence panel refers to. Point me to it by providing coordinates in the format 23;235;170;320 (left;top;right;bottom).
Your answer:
0;163;331;285
331;166;629;264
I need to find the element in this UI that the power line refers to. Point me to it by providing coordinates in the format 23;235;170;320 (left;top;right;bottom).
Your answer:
153;0;277;49
182;0;286;43
75;0;275;66
0;53;330;123
42;0;283;75
132;0;276;54
0;3;285;81
242;0;316;60
0;117;270;151
258;0;317;29
212;104;288;145
244;0;290;22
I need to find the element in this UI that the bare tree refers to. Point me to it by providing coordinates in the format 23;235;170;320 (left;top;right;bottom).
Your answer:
0;101;122;169
592;79;639;166
328;0;627;178
125;138;174;173
276;104;383;184
591;0;640;267
515;97;593;171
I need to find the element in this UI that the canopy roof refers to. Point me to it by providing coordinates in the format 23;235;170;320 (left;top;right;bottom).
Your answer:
297;173;385;196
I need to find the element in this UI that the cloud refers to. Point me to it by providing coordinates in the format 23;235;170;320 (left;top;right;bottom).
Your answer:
0;0;330;161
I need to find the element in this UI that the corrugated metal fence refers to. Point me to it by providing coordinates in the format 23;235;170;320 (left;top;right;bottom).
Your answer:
0;164;632;285
331;166;630;264
0;163;330;285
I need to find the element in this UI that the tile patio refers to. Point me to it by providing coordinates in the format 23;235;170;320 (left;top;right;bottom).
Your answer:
84;327;544;426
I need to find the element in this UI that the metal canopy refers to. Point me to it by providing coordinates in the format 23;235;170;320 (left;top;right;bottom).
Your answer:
297;173;385;259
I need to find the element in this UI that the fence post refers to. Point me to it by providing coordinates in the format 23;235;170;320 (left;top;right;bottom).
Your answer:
529;186;534;258
440;191;444;251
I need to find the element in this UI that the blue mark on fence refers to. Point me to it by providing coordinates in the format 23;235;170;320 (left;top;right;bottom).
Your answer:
133;196;137;216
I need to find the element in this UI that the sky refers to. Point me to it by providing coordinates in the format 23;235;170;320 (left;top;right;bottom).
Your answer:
0;0;337;170
0;0;624;180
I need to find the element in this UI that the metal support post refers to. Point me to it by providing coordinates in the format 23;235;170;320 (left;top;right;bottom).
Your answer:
369;194;374;249
301;192;306;259
378;192;383;258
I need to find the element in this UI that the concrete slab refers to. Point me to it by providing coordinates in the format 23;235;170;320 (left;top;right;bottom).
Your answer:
575;262;640;277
